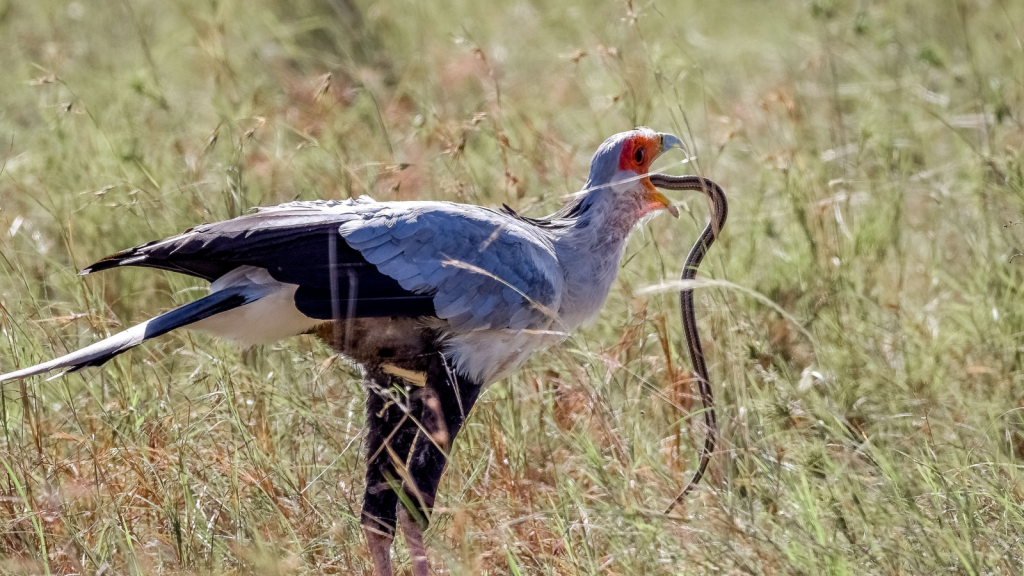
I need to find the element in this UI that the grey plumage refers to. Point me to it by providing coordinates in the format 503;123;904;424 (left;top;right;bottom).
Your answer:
335;199;563;332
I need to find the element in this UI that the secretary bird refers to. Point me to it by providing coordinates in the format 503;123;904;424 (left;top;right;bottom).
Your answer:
2;127;691;575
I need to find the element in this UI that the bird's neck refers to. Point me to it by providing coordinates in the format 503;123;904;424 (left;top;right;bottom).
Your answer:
549;185;644;328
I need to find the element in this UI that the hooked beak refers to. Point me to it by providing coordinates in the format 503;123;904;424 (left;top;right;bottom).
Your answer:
639;133;683;218
659;133;684;154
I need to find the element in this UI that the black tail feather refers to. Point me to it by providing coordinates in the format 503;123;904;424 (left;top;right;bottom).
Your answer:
0;287;260;382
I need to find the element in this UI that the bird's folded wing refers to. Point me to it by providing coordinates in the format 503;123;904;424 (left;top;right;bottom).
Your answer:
84;197;565;331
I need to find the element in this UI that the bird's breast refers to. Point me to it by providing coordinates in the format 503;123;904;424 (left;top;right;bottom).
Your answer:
444;328;565;385
555;247;628;329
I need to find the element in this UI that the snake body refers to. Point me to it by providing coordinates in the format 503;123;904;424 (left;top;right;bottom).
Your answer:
648;174;729;513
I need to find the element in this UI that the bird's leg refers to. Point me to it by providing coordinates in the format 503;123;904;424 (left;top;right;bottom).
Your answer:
399;507;430;576
363;526;395;576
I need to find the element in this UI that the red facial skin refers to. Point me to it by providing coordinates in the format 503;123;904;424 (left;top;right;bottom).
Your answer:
618;134;660;174
617;133;677;217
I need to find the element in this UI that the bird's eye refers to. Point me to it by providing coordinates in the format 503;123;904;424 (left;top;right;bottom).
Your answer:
634;146;645;164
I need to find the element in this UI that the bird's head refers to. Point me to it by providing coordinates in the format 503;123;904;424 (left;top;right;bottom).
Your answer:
584;127;683;218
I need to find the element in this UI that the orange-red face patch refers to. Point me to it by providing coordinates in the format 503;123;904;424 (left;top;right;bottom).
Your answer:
618;134;659;174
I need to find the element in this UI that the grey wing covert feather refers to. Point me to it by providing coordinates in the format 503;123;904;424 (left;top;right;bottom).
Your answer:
336;201;565;332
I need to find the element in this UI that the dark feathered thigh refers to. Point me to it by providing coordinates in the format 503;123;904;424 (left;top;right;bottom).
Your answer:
311;318;481;536
310;317;442;371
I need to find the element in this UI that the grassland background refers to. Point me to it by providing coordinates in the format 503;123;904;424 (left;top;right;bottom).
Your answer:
1;0;1023;574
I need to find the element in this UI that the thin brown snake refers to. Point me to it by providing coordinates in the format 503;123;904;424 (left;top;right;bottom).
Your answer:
648;174;728;514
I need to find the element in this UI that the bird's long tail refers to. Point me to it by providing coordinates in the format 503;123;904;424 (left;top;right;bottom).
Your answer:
0;286;264;383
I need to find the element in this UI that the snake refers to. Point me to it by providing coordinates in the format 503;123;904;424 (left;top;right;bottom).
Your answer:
648;174;729;513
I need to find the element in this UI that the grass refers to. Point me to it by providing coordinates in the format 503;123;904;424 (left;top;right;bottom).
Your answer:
1;0;1024;573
